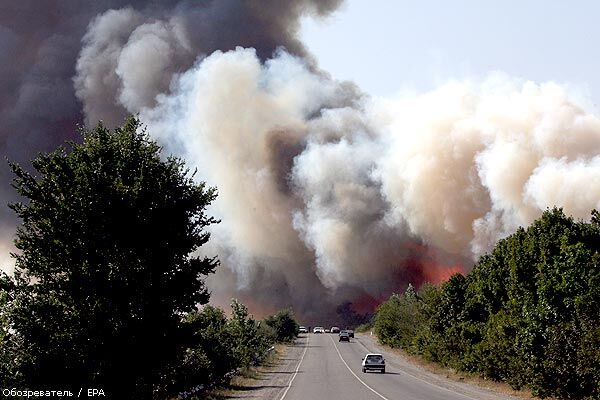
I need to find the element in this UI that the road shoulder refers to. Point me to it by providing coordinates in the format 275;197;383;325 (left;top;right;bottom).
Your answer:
209;335;308;400
355;332;536;400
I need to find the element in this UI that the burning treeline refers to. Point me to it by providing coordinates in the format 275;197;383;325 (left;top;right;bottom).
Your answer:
2;1;600;320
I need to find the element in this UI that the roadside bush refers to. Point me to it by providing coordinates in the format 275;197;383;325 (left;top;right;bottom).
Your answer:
174;300;301;396
264;308;299;343
185;305;236;385
227;300;273;368
354;322;374;333
375;284;430;353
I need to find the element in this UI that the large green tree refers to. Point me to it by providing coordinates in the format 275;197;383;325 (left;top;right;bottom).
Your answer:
1;117;219;398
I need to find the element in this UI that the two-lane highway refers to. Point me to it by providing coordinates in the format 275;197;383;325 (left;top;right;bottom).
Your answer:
278;333;520;400
279;332;383;400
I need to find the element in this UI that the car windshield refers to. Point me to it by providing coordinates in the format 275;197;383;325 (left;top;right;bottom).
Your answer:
366;355;383;363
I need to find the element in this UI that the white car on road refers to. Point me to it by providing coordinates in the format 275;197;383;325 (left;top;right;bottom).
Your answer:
313;326;325;333
362;353;385;373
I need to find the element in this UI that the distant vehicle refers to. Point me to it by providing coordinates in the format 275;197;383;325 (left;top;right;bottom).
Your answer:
362;353;385;373
299;326;308;333
346;329;354;338
330;326;340;333
313;326;325;334
339;331;350;342
325;328;331;333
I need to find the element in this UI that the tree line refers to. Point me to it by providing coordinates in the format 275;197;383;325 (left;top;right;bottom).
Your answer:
374;208;600;399
0;118;299;398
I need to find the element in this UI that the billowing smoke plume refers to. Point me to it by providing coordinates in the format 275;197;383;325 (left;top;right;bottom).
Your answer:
0;0;342;276
138;48;600;319
3;2;600;321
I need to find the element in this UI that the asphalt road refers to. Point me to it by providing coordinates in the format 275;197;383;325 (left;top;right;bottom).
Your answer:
278;333;519;400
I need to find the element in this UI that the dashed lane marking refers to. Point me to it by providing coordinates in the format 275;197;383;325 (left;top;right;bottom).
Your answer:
328;334;391;400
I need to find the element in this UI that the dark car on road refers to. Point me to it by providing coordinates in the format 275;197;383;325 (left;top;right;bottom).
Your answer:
346;329;354;338
339;331;350;342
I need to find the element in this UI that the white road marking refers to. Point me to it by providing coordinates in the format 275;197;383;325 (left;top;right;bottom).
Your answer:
354;336;482;400
279;334;310;400
328;334;391;400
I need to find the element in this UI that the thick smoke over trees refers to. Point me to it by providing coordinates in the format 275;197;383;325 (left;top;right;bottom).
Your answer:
0;0;341;274
139;48;600;318
2;1;600;320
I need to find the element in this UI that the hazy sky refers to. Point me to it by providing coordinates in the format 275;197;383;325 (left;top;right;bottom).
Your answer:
301;0;599;108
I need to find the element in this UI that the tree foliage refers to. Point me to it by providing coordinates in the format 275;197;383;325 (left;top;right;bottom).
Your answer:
373;208;600;399
335;301;373;329
264;308;299;342
0;277;8;344
177;300;295;395
1;117;219;398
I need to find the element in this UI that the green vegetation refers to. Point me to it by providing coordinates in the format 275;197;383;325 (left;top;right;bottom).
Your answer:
264;308;299;342
0;117;299;398
176;300;280;393
374;208;600;400
175;302;300;397
0;284;7;344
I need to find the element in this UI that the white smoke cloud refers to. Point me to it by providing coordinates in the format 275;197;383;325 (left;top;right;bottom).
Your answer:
525;157;600;218
3;1;598;319
135;49;600;306
291;136;400;289
141;48;354;312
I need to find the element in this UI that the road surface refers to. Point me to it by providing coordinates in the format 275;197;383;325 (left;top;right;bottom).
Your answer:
276;333;521;400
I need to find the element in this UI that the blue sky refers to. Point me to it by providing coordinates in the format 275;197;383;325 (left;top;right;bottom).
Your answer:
301;0;598;108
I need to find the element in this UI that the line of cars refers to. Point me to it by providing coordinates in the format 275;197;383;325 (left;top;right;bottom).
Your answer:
298;325;355;342
297;325;386;373
298;325;355;338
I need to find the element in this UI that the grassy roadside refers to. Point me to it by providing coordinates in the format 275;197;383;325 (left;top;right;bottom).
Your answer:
203;343;288;400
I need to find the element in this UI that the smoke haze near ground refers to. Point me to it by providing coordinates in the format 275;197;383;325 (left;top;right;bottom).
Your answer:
2;1;600;321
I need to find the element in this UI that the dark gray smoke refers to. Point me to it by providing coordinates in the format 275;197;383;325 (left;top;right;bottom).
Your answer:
0;1;143;265
0;0;356;320
0;0;344;276
73;0;344;126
